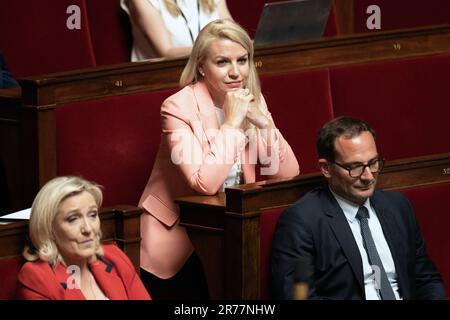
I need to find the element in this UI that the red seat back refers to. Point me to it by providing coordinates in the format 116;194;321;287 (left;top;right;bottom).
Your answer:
261;69;334;174
354;0;450;33
86;0;132;65
400;183;450;294
56;90;175;206
331;54;450;160
0;0;96;77
0;257;24;300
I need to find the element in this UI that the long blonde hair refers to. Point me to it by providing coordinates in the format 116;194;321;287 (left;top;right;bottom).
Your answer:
180;19;262;135
23;176;104;266
164;0;216;16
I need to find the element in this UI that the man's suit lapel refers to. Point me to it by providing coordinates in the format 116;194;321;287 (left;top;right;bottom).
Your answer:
322;189;365;295
370;190;410;298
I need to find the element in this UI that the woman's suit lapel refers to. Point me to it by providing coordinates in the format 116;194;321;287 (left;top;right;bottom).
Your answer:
191;81;256;184
91;257;128;300
192;82;220;147
54;257;128;300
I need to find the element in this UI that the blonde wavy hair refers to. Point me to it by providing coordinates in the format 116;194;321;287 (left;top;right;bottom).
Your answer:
164;0;216;16
23;176;104;267
180;19;262;134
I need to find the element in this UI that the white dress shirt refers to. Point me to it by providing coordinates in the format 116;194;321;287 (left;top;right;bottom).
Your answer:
330;189;402;300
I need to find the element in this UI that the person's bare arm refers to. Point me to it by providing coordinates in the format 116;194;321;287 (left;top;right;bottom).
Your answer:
217;0;233;20
127;0;191;58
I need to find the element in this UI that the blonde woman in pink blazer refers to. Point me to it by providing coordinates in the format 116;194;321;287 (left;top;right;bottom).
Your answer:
139;19;300;299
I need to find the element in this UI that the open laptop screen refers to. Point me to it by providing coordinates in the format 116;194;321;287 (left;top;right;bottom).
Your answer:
254;0;332;46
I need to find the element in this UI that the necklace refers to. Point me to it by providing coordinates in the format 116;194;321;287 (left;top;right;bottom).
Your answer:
174;0;201;44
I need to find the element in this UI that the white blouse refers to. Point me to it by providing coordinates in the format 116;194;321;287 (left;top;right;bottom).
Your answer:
214;106;242;191
121;0;221;61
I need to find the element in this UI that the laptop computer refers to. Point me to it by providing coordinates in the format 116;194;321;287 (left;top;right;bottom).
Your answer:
254;0;333;46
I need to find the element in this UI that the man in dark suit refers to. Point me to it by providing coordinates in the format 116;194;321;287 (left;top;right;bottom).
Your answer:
271;116;446;300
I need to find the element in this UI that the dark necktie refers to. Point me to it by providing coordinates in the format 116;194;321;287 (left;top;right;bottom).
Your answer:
356;206;396;300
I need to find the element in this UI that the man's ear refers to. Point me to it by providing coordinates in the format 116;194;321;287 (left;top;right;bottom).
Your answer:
318;159;332;178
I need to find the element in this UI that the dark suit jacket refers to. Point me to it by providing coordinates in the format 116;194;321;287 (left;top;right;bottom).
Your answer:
17;244;151;300
270;187;446;300
0;50;18;89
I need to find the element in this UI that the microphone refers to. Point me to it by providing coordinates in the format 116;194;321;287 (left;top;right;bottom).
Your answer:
293;256;312;300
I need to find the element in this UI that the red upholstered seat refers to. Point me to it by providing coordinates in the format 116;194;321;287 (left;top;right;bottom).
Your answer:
86;0;132;65
354;0;450;33
0;0;96;77
261;69;334;175
227;0;338;38
399;183;450;295
56;89;176;206
330;54;450;160
0;257;24;300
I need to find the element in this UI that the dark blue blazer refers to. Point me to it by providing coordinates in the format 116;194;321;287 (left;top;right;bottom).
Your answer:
270;187;446;300
0;50;18;89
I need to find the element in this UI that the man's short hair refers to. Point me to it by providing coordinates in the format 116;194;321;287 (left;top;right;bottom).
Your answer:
316;116;376;162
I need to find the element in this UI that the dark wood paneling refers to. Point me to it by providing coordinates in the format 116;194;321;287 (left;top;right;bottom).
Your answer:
254;25;450;76
188;227;224;299
0;90;22;212
335;0;354;34
19;60;185;106
0;125;21;212
177;196;226;299
16;25;450;107
20;104;57;209
224;213;260;299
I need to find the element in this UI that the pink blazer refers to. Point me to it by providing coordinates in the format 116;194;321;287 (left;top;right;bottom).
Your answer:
139;81;299;278
16;244;151;300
